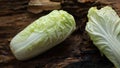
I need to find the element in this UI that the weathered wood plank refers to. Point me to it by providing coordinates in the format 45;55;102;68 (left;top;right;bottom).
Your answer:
0;0;119;68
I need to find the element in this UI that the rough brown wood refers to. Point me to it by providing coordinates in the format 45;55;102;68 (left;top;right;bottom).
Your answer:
0;0;119;68
28;0;61;14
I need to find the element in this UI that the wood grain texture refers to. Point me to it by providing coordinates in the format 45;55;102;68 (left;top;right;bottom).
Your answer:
0;0;119;68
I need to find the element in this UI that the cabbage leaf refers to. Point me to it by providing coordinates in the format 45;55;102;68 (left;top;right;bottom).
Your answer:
10;10;76;60
85;6;120;68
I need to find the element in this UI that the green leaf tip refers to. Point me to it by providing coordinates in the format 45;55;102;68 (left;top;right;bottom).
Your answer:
86;6;120;68
10;10;76;60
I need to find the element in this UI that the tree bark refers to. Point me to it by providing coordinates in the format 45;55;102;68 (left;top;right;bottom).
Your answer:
0;0;119;68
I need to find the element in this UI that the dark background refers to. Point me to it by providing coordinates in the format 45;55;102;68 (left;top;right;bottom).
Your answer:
0;0;120;68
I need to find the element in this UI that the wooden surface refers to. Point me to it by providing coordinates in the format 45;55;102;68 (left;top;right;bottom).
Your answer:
0;0;120;68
